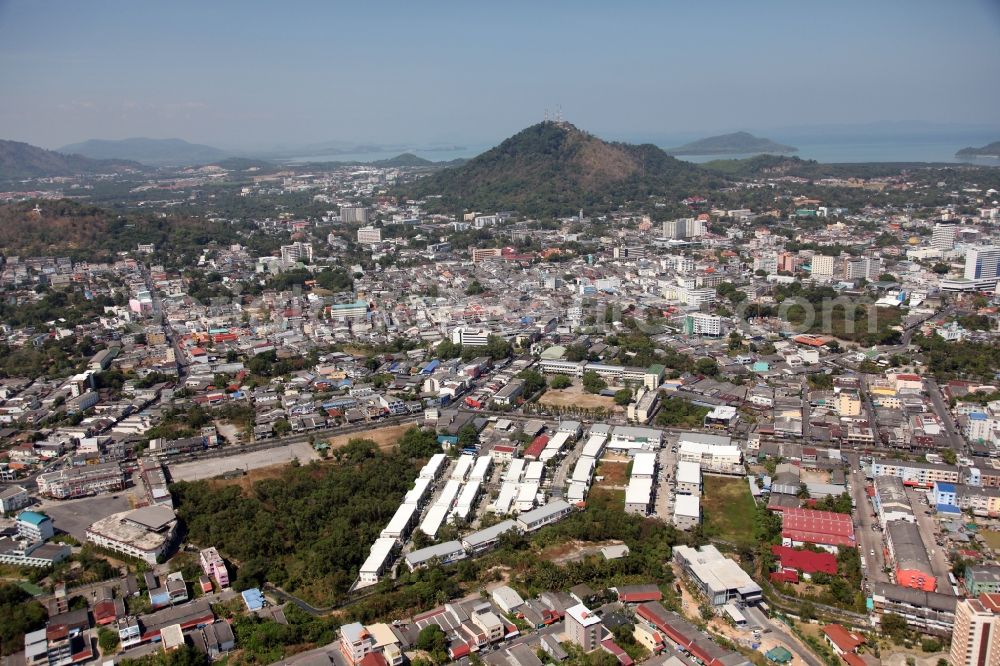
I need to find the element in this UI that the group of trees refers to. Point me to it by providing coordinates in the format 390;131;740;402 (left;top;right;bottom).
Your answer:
171;428;443;606
582;370;607;394
0;584;47;655
912;333;1000;382
434;335;512;363
654;396;709;428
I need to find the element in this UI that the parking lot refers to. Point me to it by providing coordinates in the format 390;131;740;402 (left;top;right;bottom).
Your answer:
168;440;320;481
654;433;679;520
38;493;133;541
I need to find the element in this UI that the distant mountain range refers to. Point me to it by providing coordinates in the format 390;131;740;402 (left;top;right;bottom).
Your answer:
58;137;230;167
403;121;722;216
0;140;142;180
956;141;1000;158
666;131;797;156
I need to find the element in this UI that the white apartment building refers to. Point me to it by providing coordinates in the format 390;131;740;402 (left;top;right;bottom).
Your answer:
357;226;382;245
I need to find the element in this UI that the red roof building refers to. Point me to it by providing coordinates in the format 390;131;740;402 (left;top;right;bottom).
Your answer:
523;435;549;460
616;585;663;604
600;639;634;666
771;546;838;576
821;624;865;655
782;507;856;550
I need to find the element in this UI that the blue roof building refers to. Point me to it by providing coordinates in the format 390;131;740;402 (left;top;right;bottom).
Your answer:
241;588;265;611
17;511;53;541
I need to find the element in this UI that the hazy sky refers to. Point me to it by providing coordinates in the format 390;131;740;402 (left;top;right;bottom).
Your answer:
2;0;1000;150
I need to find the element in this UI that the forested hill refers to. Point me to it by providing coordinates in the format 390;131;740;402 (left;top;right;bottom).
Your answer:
401;121;723;217
58;137;229;166
0;200;270;263
956;141;1000;158
0;139;142;180
666;131;797;156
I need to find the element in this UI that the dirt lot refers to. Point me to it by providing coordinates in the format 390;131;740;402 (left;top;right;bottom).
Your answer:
594;457;629;489
800;468;831;484
540;539;626;564
327;422;415;450
540;384;621;411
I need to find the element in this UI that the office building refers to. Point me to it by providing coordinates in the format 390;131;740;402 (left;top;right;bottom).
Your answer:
949;594;1000;666
964;246;1000;285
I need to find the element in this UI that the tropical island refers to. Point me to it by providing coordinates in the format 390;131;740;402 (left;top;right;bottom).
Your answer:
666;131;797;156
956;140;1000;158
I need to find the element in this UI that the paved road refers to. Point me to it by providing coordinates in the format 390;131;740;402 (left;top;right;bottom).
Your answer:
924;378;966;454
845;453;888;586
906;487;954;592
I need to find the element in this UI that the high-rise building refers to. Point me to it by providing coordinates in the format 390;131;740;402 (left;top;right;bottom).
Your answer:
662;218;706;240
280;242;313;265
964;246;1000;283
932;222;957;250
811;255;836;279
340;206;370;224
949;594;1000;666
356;226;382;245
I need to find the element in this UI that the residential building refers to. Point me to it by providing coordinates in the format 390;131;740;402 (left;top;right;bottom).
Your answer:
949;594;1000;666
86;505;178;565
357;226;382;245
340;206;370;224
17;511;54;542
340;623;375;665
811;255;836;279
0;485;29;514
565;604;603;652
280;241;313;265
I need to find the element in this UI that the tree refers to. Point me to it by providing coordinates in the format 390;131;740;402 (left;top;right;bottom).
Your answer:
940;449;958;465
549;374;572;389
613;389;632;406
881;613;911;643
98;627;120;654
416;624;449;664
465;280;485;295
582;371;607;394
457;424;479;450
517;369;546;396
694;357;718;377
0;583;47;656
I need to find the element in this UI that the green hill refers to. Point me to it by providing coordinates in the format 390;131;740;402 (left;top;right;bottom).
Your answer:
58;137;229;166
667;131;797;156
0;140;142;180
402;121;721;216
956;141;1000;158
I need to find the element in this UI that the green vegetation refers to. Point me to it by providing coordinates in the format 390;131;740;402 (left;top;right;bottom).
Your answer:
517;369;546;397
231;604;339;665
666;131;797;156
912;334;1000;381
403;121;722;217
549;374;572;389
582;370;607;394
956;140;1000;158
171;429;441;606
0;583;47;655
416;624;449;664
654;396;709;428
701;476;757;545
98;626;121;653
613;388;632;406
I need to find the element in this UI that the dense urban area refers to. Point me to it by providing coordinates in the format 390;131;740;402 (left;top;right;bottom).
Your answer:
0;120;999;666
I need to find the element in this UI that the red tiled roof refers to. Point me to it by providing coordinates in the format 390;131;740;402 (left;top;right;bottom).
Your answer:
821;624;865;653
843;654;867;666
448;642;471;659
771;546;838;575
523;435;549;459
